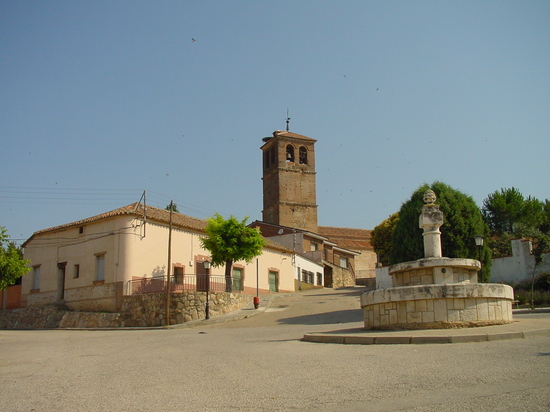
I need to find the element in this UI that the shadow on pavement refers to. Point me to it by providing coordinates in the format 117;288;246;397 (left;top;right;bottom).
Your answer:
276;309;364;325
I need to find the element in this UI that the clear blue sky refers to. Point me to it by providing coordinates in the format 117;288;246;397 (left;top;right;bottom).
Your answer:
2;1;549;243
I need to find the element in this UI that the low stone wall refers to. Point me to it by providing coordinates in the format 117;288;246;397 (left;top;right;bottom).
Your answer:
123;291;253;327
361;283;514;330
0;305;67;329
1;291;253;329
0;305;127;329
58;311;126;328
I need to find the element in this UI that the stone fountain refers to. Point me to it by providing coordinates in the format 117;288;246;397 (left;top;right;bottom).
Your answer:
360;189;514;329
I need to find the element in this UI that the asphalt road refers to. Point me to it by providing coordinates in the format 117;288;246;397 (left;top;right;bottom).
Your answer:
1;287;549;411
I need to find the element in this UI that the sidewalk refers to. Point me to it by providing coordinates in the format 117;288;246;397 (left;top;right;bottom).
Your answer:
168;293;277;329
173;291;550;345
303;309;550;345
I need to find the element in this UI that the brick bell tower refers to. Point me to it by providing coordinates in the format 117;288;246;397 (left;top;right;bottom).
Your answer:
261;130;318;233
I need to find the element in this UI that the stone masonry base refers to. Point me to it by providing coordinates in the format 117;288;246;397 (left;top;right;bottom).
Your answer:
361;284;514;330
0;291;253;329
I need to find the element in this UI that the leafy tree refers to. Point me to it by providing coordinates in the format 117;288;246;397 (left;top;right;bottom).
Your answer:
540;199;550;234
389;182;491;282
200;214;266;291
482;188;548;257
0;227;30;290
482;187;545;234
165;202;180;213
371;213;399;267
530;235;549;309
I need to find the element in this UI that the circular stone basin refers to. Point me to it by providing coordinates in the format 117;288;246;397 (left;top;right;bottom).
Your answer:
360;283;514;330
389;258;480;287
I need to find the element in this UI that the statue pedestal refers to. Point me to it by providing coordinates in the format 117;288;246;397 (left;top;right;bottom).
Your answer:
360;189;513;330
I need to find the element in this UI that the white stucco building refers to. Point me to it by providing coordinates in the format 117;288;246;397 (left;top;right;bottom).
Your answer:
21;203;296;311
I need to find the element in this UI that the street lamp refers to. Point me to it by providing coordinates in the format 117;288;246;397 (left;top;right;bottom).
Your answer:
203;260;211;320
474;235;484;277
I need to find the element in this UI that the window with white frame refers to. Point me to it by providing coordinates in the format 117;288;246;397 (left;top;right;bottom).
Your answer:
96;254;105;281
32;265;40;290
339;257;348;269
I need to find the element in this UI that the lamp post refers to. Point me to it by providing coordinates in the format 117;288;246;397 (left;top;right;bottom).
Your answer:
204;260;211;320
474;235;484;278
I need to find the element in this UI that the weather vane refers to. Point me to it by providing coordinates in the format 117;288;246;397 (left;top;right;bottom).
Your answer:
286;108;290;131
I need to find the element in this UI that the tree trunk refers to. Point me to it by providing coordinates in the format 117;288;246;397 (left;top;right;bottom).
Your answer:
225;259;233;292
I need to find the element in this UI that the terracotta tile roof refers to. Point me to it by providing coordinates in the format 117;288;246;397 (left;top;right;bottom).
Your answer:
23;203;292;254
26;203;206;238
318;225;373;251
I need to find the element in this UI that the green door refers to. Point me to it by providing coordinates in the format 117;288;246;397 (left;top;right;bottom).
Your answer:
268;271;278;292
232;267;243;291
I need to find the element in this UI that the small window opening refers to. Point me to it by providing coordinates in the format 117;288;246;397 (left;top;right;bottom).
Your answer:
96;254;105;281
299;147;308;164
79;226;84;234
286;145;295;162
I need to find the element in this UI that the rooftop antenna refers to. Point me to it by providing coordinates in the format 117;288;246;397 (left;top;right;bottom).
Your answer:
286;109;290;131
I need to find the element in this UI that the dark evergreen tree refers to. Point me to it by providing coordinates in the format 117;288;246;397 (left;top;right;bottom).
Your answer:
389;182;491;282
482;188;548;257
482;187;545;234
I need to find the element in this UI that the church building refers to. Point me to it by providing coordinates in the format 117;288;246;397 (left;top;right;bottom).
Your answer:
253;130;376;288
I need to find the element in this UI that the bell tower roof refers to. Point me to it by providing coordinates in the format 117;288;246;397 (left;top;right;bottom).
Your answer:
261;130;317;145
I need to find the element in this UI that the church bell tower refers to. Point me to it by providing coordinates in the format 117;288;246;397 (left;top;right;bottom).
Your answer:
261;130;318;233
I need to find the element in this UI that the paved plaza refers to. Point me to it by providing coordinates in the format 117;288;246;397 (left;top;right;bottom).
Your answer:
1;287;549;411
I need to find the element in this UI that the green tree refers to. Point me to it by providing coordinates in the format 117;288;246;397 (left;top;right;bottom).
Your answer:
482;187;544;234
200;214;266;291
0;227;30;290
165;202;180;213
371;213;399;267
389;182;491;282
482;188;548;257
541;200;550;233
530;235;549;309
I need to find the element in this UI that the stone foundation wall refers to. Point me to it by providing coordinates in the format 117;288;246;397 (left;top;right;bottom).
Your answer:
123;291;253;327
0;305;124;329
330;265;356;288
1;292;253;329
361;283;514;330
64;281;124;312
25;290;57;307
24;281;123;312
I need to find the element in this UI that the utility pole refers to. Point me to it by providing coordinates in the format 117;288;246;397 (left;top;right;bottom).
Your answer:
165;201;173;326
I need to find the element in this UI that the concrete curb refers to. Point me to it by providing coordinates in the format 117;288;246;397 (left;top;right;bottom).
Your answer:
302;327;550;345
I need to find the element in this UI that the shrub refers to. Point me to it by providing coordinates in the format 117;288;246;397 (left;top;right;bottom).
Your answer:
534;272;550;291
